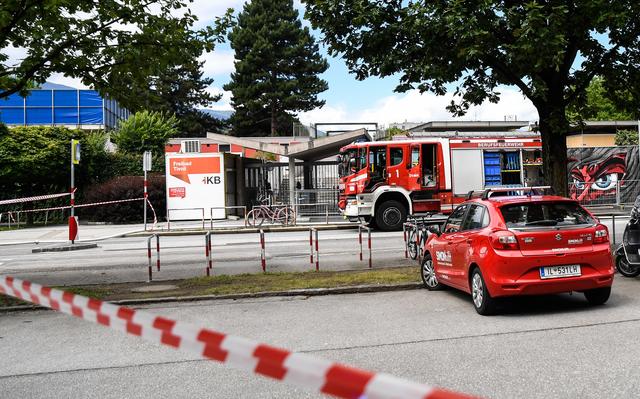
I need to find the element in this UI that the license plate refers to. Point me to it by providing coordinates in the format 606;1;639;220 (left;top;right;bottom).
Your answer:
539;265;581;279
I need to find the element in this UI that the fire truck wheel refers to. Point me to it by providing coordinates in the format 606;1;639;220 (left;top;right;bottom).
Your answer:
375;200;407;231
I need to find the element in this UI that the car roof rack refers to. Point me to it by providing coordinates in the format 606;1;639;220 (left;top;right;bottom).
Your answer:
480;186;553;200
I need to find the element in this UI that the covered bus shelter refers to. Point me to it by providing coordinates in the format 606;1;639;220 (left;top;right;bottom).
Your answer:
205;129;371;208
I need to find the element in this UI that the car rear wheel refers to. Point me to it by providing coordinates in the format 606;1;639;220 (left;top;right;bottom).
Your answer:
421;254;443;290
584;287;611;306
470;268;497;315
616;256;640;278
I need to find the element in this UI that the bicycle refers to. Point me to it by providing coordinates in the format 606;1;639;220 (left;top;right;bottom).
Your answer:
406;214;436;260
246;203;296;226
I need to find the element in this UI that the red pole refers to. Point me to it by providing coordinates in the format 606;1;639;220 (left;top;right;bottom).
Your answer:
403;225;408;259
359;227;363;261
156;235;160;271
260;230;266;272
315;229;319;271
368;228;372;269
309;229;314;266
147;236;152;282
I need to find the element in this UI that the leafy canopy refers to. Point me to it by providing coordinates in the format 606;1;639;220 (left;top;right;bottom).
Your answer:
304;0;640;194
567;76;635;122
304;1;640;117
0;0;232;105
225;0;328;136
112;111;178;155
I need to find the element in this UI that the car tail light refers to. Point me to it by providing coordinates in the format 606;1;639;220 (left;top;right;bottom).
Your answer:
490;230;519;250
594;224;609;244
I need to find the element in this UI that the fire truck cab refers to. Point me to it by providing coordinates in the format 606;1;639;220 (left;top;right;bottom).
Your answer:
338;139;453;231
338;136;544;230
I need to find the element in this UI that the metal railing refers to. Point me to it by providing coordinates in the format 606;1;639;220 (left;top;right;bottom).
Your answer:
210;206;247;228
570;180;640;207
167;208;205;231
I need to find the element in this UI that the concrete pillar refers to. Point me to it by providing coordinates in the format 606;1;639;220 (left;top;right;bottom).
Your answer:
303;161;313;189
289;156;296;206
235;156;245;215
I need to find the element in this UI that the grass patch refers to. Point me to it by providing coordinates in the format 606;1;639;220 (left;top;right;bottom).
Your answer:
0;266;421;307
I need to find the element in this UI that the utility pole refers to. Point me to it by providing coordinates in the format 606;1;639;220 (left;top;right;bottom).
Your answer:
143;151;152;231
70;139;80;243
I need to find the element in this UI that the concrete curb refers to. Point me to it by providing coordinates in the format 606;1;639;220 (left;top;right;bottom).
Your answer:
0;282;423;312
126;223;358;237
32;243;98;253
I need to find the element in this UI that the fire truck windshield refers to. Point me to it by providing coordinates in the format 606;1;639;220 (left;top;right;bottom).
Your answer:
338;148;359;177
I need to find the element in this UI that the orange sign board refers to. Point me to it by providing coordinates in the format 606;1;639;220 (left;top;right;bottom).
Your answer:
169;157;220;183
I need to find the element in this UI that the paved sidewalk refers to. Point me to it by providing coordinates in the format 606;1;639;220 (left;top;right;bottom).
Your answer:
0;216;353;245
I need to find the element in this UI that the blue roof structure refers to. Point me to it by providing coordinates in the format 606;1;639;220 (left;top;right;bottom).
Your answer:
0;85;129;130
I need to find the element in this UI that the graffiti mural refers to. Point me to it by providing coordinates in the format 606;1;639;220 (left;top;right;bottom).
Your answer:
567;146;639;205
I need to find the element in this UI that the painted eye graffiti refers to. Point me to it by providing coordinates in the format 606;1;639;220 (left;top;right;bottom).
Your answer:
591;173;619;191
573;178;585;190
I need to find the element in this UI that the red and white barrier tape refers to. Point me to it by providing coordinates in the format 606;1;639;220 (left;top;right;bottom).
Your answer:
4;198;158;229
0;276;475;399
0;191;72;206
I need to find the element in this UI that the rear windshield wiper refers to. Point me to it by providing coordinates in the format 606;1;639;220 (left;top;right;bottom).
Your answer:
524;219;559;226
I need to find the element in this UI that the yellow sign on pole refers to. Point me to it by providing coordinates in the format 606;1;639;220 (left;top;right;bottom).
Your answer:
72;139;81;164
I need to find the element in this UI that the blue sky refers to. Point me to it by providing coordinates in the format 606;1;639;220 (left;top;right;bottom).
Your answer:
39;0;538;128
195;0;537;127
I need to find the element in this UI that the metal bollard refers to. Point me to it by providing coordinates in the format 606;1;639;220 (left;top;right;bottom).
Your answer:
314;228;319;271
612;214;616;246
358;226;363;261
403;224;408;259
309;228;314;266
260;229;266;272
146;235;154;282
358;225;372;268
205;231;212;277
156;235;160;271
368;227;372;269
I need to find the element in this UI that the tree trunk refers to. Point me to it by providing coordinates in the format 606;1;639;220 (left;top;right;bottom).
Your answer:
537;105;569;197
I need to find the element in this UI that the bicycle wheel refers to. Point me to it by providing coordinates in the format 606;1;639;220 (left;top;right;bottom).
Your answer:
407;229;418;260
247;208;265;227
276;206;296;225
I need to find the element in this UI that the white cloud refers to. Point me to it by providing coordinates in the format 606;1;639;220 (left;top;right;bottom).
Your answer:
200;49;235;77
189;0;246;27
44;73;89;89
204;87;233;111
300;87;539;127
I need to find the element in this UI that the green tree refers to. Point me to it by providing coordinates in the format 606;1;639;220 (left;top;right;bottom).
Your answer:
224;0;329;137
112;111;178;154
615;129;639;146
567;77;635;122
304;1;640;195
113;59;228;137
386;127;407;140
0;0;232;105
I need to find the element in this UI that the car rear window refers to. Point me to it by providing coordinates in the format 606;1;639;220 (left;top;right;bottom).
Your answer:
500;202;595;228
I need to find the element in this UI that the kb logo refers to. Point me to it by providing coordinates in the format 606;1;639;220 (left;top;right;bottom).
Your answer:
202;176;221;185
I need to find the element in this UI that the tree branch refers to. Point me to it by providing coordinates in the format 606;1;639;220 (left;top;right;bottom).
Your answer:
0;0;159;99
484;54;536;103
565;44;621;104
0;0;43;44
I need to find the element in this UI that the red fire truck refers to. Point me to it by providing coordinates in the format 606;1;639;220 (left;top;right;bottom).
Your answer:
337;136;544;230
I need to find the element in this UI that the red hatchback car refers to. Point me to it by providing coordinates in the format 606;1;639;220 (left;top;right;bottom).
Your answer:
421;189;614;315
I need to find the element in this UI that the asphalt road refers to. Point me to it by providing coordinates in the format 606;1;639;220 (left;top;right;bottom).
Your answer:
3;277;640;398
0;229;413;286
0;215;629;287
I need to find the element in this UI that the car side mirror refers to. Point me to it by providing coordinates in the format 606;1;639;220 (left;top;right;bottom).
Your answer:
428;225;441;236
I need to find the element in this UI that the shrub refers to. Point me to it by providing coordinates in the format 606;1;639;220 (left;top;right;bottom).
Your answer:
112;111;178;154
78;175;166;224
